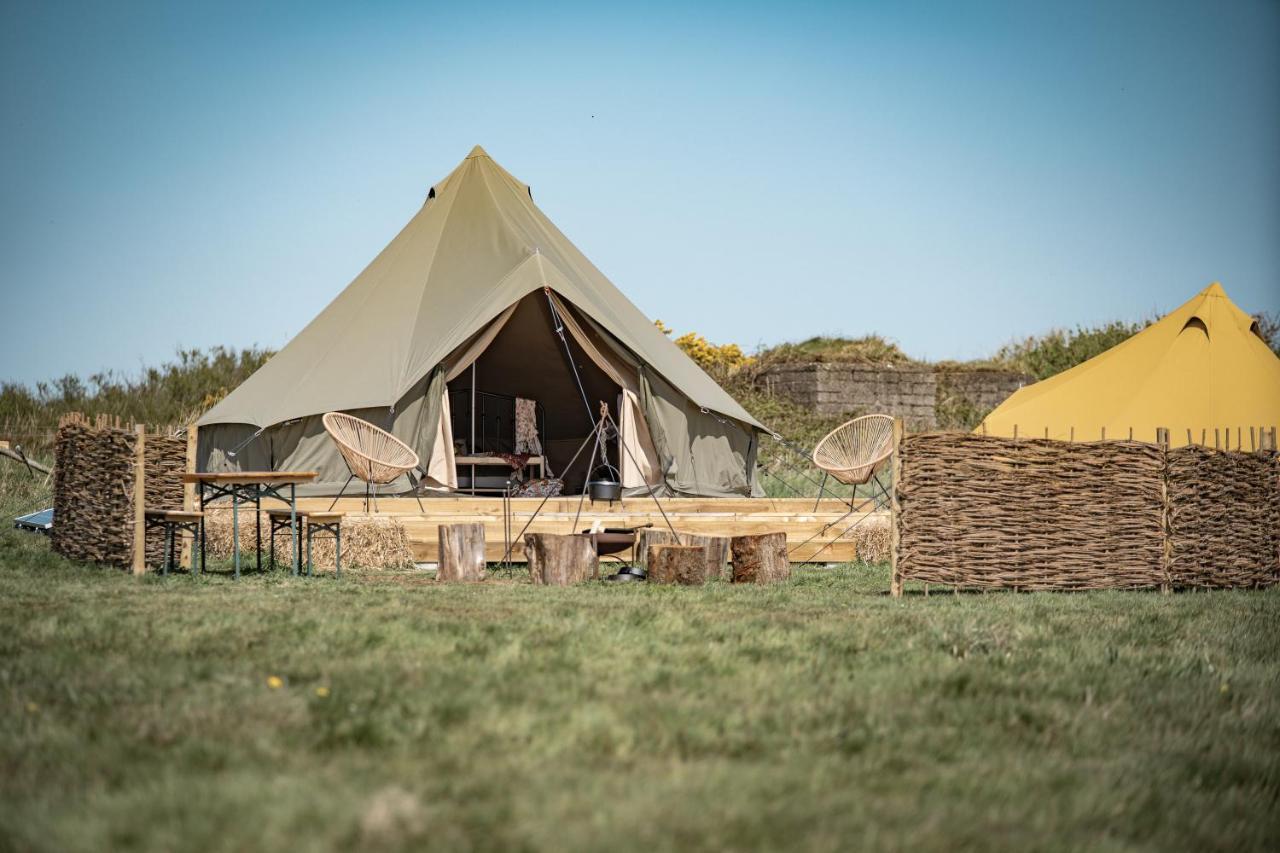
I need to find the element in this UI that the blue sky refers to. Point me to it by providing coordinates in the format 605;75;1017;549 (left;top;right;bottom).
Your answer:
2;0;1277;386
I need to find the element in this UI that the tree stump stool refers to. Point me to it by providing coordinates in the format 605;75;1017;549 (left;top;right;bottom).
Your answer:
678;533;731;580
647;544;711;585
636;530;729;580
437;523;485;582
636;529;678;570
524;533;597;585
731;532;790;584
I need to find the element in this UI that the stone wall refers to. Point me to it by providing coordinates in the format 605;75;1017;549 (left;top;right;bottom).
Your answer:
757;363;1032;429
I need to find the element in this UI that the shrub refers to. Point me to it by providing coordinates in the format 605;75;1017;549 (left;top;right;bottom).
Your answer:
992;321;1146;381
0;346;273;460
655;321;753;380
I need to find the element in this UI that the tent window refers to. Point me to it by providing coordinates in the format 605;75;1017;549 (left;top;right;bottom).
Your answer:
1250;319;1265;342
1180;316;1209;340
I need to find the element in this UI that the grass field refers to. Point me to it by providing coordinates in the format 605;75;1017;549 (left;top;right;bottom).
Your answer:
1;470;1278;851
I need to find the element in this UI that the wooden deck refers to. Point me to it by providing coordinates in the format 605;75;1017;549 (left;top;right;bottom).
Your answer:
289;496;880;563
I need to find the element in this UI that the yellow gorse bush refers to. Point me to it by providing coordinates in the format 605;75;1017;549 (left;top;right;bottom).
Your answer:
655;321;754;378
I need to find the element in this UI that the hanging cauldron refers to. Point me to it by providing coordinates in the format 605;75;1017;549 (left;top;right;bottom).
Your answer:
586;463;622;502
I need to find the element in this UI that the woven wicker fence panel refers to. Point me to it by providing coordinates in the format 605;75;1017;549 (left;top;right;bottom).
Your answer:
1167;447;1279;588
52;421;134;565
51;418;186;568
897;434;1166;590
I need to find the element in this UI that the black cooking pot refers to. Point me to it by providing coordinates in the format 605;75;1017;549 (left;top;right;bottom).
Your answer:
586;463;622;502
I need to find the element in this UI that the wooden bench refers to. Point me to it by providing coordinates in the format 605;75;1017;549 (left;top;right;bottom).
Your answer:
266;509;344;577
144;510;204;575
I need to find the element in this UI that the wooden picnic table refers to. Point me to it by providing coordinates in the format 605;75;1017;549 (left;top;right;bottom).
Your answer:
183;472;318;579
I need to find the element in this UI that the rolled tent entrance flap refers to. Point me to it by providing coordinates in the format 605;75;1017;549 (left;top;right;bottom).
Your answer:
196;145;764;496
420;368;454;490
419;300;522;490
545;291;662;488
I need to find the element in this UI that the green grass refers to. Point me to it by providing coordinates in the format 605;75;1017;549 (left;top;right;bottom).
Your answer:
1;468;1278;851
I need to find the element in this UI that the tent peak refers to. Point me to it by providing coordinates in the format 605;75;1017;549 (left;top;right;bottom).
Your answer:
1202;281;1226;297
466;145;490;159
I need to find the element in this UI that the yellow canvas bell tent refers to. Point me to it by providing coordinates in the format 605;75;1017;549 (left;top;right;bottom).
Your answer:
979;283;1280;448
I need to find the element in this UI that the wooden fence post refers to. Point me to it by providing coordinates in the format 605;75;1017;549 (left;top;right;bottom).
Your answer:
1158;427;1172;594
132;425;146;576
889;417;904;598
180;425;197;568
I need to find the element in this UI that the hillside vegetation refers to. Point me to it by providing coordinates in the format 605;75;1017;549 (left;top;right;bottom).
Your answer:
3;311;1276;466
0;347;270;459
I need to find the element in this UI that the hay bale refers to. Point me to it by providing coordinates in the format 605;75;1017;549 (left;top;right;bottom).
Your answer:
852;513;891;563
201;509;415;570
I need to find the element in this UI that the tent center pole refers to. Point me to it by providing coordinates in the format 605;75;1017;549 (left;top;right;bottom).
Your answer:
469;362;478;495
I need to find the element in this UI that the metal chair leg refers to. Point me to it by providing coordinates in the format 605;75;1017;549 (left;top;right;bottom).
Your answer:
163;526;173;576
306;524;313;577
329;473;355;512
335;526;341;579
870;470;891;511
813;472;829;512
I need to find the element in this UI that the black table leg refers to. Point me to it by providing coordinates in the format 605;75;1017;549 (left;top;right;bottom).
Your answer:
255;488;262;571
198;482;206;576
291;483;299;576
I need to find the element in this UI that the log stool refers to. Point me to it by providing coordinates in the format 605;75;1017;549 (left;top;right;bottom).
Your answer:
144;510;205;575
523;533;597;585
647;544;710;585
267;510;343;577
437;523;485;582
731;532;790;584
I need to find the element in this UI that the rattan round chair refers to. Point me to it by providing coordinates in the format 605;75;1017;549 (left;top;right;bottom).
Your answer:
811;414;895;510
323;412;425;512
813;414;895;485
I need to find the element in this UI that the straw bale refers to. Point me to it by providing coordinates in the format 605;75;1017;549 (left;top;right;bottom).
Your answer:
852;513;891;563
201;508;415;570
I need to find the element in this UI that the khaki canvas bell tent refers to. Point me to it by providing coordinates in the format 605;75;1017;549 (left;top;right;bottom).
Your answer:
979;283;1280;447
197;146;765;497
